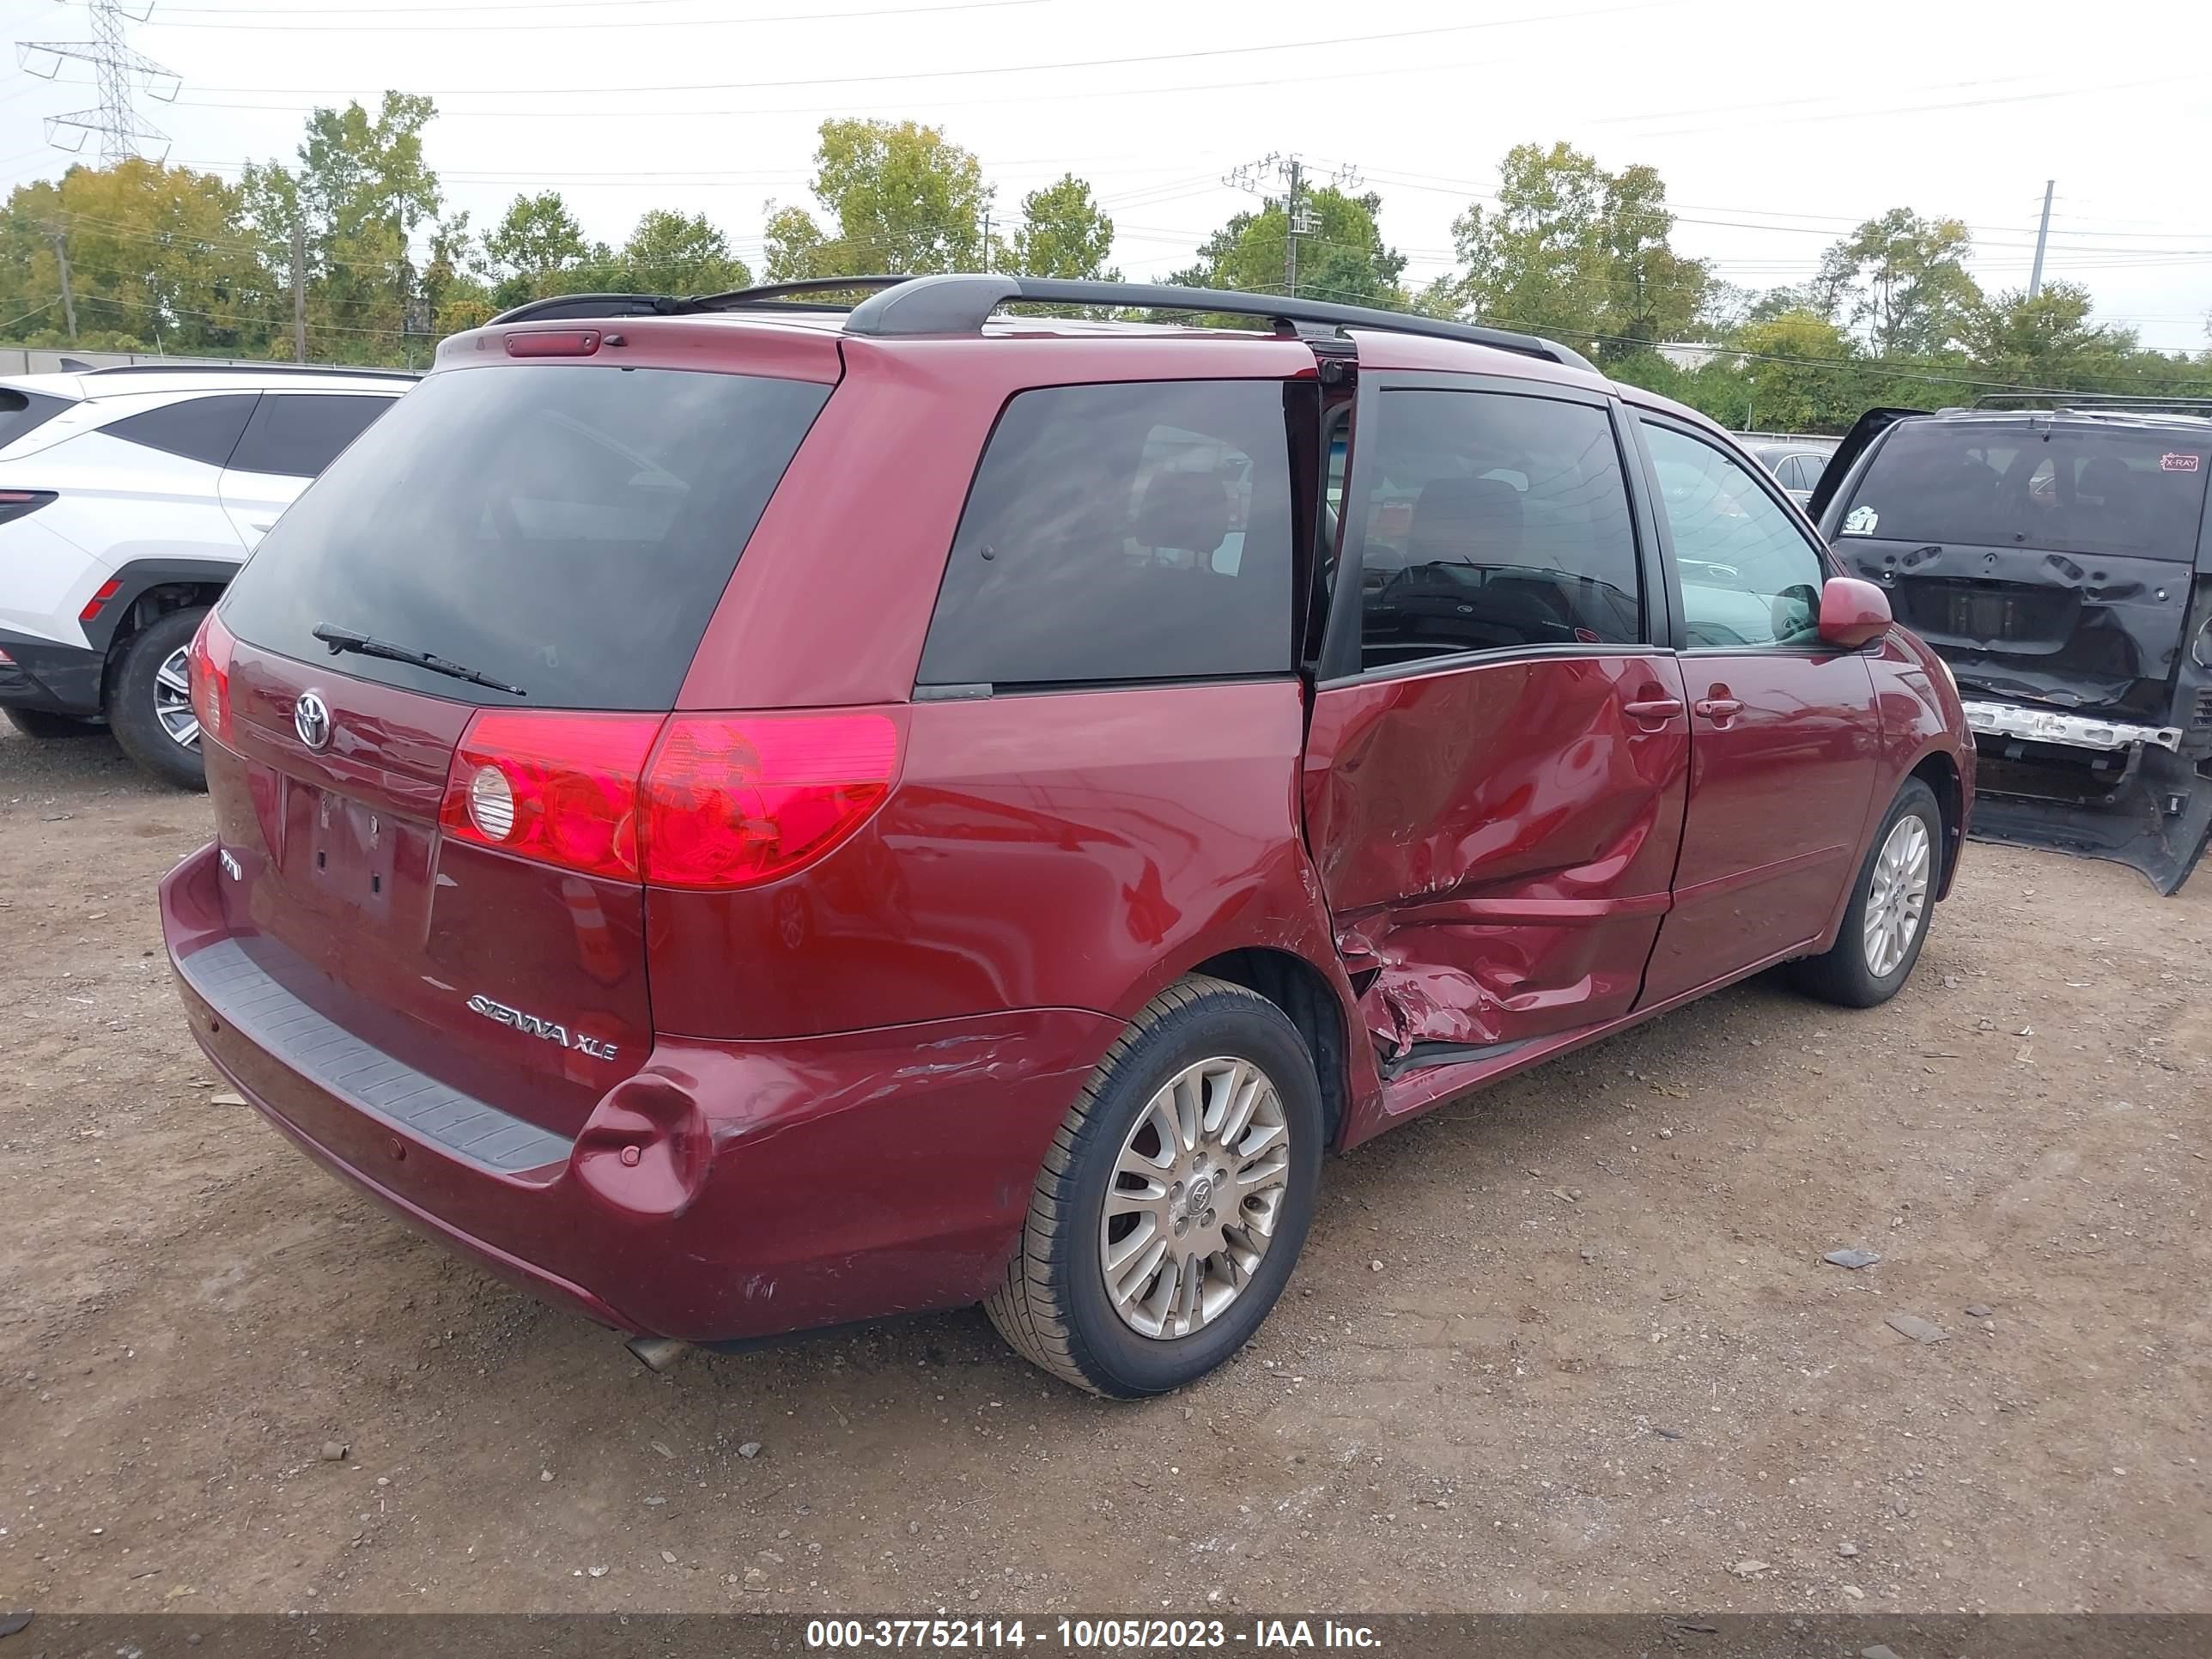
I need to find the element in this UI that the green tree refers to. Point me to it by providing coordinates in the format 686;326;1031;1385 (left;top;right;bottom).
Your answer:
1;159;278;353
1420;142;1708;362
615;208;751;295
1010;173;1118;280
1420;142;1607;335
1598;162;1710;358
483;191;608;310
1961;282;2136;390
1731;309;1869;432
764;118;990;278
1170;185;1406;307
1814;208;1982;357
240;91;459;362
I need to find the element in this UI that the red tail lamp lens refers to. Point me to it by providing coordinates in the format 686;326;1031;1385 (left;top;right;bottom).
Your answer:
188;611;234;744
643;714;899;890
440;711;660;881
0;489;57;527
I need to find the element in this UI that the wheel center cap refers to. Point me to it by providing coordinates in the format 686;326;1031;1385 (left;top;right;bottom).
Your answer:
1187;1173;1216;1212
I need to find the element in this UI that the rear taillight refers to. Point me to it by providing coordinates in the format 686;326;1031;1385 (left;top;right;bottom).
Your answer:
0;489;56;526
642;714;899;890
440;711;660;881
436;708;900;890
189;611;234;744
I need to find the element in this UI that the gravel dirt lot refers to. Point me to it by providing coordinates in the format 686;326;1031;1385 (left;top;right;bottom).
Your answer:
2;720;2208;1619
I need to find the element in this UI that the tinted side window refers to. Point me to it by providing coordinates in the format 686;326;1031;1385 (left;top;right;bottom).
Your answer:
103;393;258;467
1353;388;1641;671
0;388;74;452
230;393;395;478
917;380;1296;688
1643;422;1827;649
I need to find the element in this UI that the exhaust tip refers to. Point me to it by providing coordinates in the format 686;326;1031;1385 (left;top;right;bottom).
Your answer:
625;1334;689;1374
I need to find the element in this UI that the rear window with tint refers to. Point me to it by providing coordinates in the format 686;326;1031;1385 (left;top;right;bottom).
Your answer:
1840;420;2211;559
219;365;830;709
917;380;1296;688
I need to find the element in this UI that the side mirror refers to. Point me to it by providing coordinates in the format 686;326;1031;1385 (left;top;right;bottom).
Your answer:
1818;575;1892;650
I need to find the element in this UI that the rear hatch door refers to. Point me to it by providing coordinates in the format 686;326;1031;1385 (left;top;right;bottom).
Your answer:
1823;416;2211;717
205;343;836;1141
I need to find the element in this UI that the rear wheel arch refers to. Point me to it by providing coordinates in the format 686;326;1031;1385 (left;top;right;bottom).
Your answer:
100;579;228;673
1184;946;1353;1151
1907;748;1966;897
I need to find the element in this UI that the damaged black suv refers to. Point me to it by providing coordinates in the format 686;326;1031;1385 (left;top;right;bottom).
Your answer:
1814;398;2212;891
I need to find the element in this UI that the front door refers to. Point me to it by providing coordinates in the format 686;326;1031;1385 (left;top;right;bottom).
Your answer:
1304;376;1690;1070
1633;416;1881;1003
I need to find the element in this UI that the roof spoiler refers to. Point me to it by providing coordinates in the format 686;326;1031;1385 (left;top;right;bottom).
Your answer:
487;273;1600;374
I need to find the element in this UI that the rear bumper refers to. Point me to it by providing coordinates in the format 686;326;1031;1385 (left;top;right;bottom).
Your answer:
0;627;102;715
160;841;1118;1342
1968;727;2212;896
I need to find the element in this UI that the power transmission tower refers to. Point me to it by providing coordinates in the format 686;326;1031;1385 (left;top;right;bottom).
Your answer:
1224;154;1358;300
19;0;181;165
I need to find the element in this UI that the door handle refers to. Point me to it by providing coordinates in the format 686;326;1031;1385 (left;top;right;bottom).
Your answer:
1623;697;1684;723
1693;696;1745;722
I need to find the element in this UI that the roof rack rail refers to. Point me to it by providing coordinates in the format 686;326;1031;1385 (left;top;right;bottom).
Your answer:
844;275;1600;373
486;273;1600;374
488;276;913;327
1972;392;2212;414
85;362;420;382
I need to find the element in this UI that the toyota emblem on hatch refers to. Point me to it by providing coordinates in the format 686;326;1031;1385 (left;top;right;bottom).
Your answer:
294;691;331;750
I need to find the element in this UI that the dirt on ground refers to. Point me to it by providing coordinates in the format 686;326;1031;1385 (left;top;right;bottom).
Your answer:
1;720;2207;1619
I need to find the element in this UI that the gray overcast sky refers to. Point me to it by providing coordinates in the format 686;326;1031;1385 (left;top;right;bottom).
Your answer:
4;0;2209;349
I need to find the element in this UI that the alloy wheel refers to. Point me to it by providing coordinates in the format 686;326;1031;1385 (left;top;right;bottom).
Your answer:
1098;1055;1292;1340
154;645;200;751
1862;813;1930;977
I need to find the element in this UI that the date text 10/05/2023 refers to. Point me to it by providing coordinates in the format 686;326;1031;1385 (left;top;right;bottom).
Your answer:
805;1620;1383;1650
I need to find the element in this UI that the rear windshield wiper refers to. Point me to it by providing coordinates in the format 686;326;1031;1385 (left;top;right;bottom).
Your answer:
311;623;526;697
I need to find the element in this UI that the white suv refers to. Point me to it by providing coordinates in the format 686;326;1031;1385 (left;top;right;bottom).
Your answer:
0;363;411;786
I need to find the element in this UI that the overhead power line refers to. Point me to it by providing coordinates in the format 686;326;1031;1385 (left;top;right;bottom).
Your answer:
146;0;1048;32
160;2;1682;98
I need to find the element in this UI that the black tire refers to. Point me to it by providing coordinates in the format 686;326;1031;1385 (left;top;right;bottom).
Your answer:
986;975;1325;1398
1787;777;1942;1008
3;708;102;740
106;606;210;792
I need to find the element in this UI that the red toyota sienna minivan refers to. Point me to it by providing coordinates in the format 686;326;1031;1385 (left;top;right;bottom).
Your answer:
161;275;1972;1397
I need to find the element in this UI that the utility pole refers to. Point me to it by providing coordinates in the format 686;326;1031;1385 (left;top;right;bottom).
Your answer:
1224;153;1351;300
980;209;991;274
49;226;77;342
2027;179;2055;301
290;219;307;363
